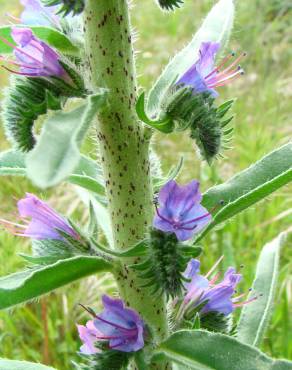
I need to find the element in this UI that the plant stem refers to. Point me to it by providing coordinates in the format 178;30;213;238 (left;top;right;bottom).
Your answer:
83;0;170;368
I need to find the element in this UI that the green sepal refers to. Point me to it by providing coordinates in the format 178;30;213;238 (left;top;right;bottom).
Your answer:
200;311;233;334
1;77;61;151
130;229;192;299
162;87;235;163
136;92;174;134
73;348;131;370
42;0;85;16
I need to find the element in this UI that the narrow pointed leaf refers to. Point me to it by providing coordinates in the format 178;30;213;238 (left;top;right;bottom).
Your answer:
26;92;107;188
91;239;147;257
147;0;234;117
237;232;287;347
76;188;114;248
154;156;184;191
155;330;292;369
199;143;292;240
0;25;79;55
0;256;112;310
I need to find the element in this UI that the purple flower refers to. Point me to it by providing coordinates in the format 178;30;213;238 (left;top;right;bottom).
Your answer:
20;0;60;27
78;295;145;354
0;193;79;241
0;28;67;78
176;42;245;97
180;258;257;317
153;180;212;241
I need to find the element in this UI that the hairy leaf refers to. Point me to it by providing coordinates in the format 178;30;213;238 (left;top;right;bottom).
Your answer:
155;330;292;369
199;143;292;240
26;92;107;188
0;256;112;310
0;359;56;370
236;232;287;347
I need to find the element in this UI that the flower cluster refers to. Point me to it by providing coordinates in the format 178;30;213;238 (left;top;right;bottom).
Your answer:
78;295;145;354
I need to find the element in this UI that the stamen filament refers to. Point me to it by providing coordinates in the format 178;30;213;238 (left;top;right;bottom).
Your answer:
213;52;246;78
208;70;243;88
155;204;173;225
205;255;224;278
0;36;43;67
95;315;137;333
204;52;235;80
180;211;210;227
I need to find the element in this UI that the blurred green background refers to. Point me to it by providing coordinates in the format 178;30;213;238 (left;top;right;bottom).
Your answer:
0;0;291;368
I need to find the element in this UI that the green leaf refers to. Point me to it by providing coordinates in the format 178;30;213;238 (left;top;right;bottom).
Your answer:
0;150;106;196
136;92;174;133
154;156;184;191
0;256;112;310
199;143;292;240
77;188;114;248
0;150;26;176
26;92;107;189
0;25;79;55
236;232;287;347
155;330;292;369
147;0;234;117
91;239;147;258
0;359;56;370
19;253;72;265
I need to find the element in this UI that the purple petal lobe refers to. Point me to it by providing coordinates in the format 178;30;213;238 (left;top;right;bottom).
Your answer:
11;27;65;78
153;180;211;241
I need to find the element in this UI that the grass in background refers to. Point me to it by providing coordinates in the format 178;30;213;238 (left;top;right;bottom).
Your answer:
0;0;291;368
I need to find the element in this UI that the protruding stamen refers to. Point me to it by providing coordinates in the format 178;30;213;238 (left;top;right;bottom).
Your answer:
5;13;21;23
207;52;246;83
233;295;259;307
79;304;137;334
0;36;44;67
208;68;244;88
205;255;224;278
209;271;221;285
204;52;235;80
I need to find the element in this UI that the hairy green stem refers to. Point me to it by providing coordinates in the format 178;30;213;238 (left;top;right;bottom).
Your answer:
83;0;170;368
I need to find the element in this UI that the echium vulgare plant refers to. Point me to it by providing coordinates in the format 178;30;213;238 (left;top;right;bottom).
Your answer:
0;0;291;369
